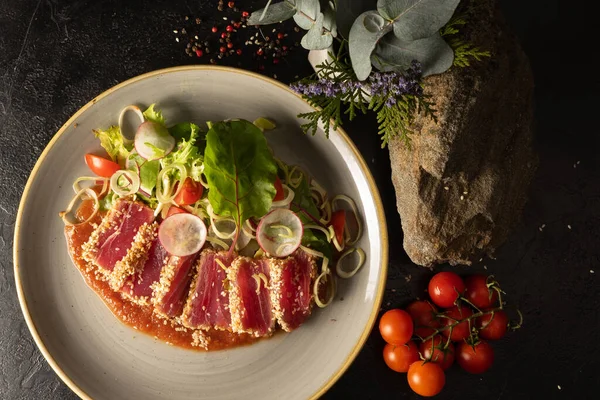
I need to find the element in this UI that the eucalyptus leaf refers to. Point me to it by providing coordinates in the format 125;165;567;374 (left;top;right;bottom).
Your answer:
335;0;375;39
300;12;333;49
349;11;392;81
376;0;460;41
322;0;337;37
248;1;297;25
293;0;320;29
371;32;454;76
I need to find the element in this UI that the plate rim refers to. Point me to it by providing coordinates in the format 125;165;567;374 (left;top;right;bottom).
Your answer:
13;65;389;400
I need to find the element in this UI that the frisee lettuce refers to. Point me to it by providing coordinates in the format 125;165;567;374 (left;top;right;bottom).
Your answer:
93;126;132;166
143;103;166;125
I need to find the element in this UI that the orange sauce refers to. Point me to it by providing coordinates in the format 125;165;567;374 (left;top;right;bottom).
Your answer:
64;200;258;351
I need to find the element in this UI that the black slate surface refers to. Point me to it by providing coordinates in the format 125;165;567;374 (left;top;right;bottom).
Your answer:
0;0;598;399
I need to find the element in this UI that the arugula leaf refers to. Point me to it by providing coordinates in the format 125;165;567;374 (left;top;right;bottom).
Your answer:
143;104;166;125
203;120;277;245
291;176;321;225
93;126;133;166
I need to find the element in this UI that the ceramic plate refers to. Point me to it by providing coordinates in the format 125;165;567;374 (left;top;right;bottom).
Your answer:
14;66;388;400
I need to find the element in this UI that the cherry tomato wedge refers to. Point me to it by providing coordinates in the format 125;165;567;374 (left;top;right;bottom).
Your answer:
273;176;285;201
173;177;203;206
456;341;494;374
476;310;508;340
166;206;188;218
441;305;473;342
406;300;441;338
84;154;120;178
383;341;419;373
330;209;346;246
428;271;465;308
407;361;446;397
379;309;414;345
464;274;499;309
419;335;455;370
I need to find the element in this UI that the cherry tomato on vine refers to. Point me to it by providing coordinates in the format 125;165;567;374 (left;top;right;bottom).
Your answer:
173;177;203;205
379;309;413;345
477;310;508;340
419;335;455;370
428;271;465;308
383;341;419;373
441;305;473;342
464;274;499;309
406;300;440;338
456;341;494;374
407;361;446;397
84;154;120;178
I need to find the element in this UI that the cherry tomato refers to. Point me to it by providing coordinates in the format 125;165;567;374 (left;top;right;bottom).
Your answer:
166;206;188;218
383;341;419;373
379;309;414;345
428;271;465;308
407;361;445;397
406;300;441;338
477;310;508;340
173;177;203;205
456;341;494;374
330;209;346;246
419;336;455;370
441;305;473;342
464;275;499;309
273;176;285;201
84;154;120;178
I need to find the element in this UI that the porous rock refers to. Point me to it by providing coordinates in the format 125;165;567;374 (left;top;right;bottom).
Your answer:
388;0;536;266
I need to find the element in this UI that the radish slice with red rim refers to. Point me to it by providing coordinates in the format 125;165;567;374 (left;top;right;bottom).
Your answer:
135;121;175;161
256;208;303;257
158;213;207;256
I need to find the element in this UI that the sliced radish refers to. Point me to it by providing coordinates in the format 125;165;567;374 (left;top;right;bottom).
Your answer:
158;213;207;257
135;121;175;160
256;208;303;257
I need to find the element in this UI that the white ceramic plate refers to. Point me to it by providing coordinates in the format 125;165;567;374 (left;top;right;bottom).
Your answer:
14;66;388;400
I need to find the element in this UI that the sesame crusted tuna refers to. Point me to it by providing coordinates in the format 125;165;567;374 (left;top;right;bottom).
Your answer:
269;250;316;332
109;222;157;291
228;257;274;337
152;252;200;319
82;198;154;273
121;234;169;306
182;250;233;331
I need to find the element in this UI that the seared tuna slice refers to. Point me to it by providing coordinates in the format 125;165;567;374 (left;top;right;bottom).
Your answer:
269;250;316;332
109;222;157;291
182;250;233;331
121;234;169;305
152;253;200;318
82;199;154;272
228;257;274;337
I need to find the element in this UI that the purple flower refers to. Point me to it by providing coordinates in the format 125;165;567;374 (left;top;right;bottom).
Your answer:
290;77;363;98
368;61;423;107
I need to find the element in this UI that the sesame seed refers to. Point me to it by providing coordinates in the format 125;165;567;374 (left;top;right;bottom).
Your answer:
567;225;572;230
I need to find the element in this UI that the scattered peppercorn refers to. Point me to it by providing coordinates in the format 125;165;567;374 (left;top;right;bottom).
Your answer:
212;26;218;33
236;49;242;55
220;46;226;53
242;11;249;17
227;42;233;49
226;25;233;32
195;17;201;24
195;49;203;57
256;48;264;55
228;1;235;8
277;32;284;40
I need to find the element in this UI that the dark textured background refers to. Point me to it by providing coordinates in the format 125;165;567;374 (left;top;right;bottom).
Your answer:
1;0;598;399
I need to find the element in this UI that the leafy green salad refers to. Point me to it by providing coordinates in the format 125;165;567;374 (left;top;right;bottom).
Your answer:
61;104;365;308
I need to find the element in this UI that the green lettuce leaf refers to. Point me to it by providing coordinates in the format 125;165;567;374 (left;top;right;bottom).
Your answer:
143;104;166;125
203;120;277;244
291;176;321;225
163;122;206;181
139;159;160;194
93;126;133;165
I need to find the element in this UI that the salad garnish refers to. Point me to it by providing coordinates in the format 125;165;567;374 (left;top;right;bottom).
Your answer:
62;104;366;308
